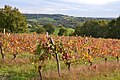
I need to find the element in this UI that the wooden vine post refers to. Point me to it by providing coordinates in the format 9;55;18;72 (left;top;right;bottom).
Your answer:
0;42;5;59
55;50;61;76
46;32;61;77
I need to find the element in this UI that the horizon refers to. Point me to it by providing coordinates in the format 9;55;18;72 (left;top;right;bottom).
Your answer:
23;13;116;18
0;0;120;18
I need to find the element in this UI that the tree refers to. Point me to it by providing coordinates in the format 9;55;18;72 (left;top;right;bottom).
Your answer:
74;20;108;38
74;20;100;37
74;25;82;36
36;27;46;34
58;27;67;36
107;16;120;38
43;24;55;34
29;23;46;34
0;5;28;33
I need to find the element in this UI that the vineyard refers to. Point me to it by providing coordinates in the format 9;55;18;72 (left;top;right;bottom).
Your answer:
0;33;120;80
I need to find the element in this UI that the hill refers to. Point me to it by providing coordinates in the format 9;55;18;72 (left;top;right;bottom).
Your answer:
23;14;114;28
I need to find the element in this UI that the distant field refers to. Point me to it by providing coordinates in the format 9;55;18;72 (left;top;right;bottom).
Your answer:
53;27;59;35
66;28;75;36
27;19;38;22
53;27;75;36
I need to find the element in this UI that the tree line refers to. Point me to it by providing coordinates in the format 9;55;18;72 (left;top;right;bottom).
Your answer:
74;16;120;39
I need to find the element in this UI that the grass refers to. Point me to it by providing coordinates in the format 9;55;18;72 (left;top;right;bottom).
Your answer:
0;53;120;80
41;61;120;80
0;53;37;80
66;28;75;36
53;27;60;36
53;27;75;36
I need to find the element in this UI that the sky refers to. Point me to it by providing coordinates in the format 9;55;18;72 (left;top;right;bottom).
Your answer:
0;0;120;18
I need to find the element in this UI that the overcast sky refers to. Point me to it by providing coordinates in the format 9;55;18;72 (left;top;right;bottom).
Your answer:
0;0;120;18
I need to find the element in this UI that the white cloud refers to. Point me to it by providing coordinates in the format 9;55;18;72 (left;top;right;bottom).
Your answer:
1;0;120;17
64;0;119;5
